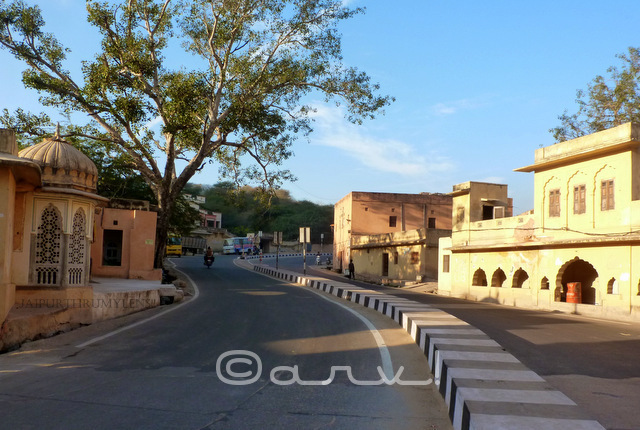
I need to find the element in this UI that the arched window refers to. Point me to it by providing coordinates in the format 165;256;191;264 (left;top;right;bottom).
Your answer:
67;208;87;285
34;204;62;285
540;277;550;290
491;268;507;288
512;268;529;288
607;278;618;295
472;269;488;286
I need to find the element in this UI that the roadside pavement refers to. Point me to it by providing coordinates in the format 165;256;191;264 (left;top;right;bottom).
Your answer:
0;264;187;353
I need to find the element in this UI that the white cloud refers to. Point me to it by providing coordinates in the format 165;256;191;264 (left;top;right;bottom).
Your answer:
145;116;164;129
309;104;453;177
430;98;491;116
137;116;163;138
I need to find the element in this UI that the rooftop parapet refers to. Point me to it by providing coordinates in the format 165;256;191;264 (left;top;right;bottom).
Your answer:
0;128;41;187
515;122;640;173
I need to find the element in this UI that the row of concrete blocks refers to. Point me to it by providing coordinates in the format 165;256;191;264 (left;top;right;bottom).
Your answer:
244;253;332;260
252;264;605;430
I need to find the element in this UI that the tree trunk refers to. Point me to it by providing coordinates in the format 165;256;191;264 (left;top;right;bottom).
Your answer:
153;172;178;269
154;207;170;269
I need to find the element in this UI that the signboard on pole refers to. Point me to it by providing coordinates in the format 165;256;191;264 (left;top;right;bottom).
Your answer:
274;231;282;270
300;227;310;275
299;227;310;243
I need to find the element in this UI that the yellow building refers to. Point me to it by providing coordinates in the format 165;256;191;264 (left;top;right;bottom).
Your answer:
439;122;640;321
334;191;452;283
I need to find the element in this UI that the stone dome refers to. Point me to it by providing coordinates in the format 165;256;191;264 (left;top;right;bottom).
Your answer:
18;127;98;193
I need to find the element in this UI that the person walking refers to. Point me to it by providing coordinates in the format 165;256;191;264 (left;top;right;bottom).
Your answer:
348;259;355;279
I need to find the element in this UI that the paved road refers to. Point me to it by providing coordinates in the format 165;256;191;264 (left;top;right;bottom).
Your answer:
0;255;452;429
272;256;640;430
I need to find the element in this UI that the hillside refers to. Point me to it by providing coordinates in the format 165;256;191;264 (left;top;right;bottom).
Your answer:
185;182;334;244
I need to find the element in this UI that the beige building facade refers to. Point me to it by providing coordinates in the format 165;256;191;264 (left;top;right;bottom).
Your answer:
351;227;452;284
0;129;42;325
334;191;452;283
0;128;108;326
439;123;640;321
92;205;161;281
0;128;160;331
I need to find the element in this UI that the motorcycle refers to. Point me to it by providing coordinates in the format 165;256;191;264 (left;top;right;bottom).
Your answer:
204;255;215;268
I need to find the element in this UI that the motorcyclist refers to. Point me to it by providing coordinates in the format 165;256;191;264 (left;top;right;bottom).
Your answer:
204;246;214;264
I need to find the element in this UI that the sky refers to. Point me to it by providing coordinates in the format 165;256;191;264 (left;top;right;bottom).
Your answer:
2;1;640;214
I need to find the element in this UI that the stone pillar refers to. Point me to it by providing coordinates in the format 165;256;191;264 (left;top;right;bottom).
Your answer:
0;130;18;323
0;129;18;156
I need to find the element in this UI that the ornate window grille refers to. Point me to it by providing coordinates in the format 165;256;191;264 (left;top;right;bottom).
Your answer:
35;204;62;285
67;208;86;285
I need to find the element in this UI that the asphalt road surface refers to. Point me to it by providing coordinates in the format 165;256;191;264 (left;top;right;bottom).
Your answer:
272;255;640;430
0;255;452;430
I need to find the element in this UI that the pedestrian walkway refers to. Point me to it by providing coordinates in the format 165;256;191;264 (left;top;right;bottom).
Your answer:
91;277;166;293
0;276;183;353
243;258;605;430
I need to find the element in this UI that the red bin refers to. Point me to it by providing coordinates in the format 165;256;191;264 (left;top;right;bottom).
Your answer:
566;282;582;304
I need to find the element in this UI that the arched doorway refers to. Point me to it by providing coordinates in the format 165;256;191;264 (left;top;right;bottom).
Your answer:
556;258;598;304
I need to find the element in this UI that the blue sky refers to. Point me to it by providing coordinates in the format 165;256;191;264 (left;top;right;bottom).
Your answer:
2;1;640;214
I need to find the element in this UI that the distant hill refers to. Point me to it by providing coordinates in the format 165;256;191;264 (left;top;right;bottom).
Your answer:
185;182;334;244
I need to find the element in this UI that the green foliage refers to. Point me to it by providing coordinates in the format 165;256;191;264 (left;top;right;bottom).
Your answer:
0;108;51;145
168;195;202;237
265;198;333;243
0;0;390;265
0;113;199;236
197;182;333;242
550;47;640;142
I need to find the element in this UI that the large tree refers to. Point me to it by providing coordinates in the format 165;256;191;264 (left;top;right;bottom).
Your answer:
550;47;640;142
0;0;391;267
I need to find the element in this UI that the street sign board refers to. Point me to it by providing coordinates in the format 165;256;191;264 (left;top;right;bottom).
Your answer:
299;227;310;243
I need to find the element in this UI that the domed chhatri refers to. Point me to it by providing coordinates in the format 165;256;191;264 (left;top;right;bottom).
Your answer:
18;125;98;193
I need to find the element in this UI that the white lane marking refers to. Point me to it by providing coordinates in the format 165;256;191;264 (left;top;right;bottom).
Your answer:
304;286;395;380
76;261;200;348
246;262;395;380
